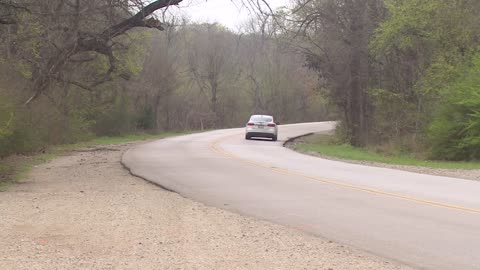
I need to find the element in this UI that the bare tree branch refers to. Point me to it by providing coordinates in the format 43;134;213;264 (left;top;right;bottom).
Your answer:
25;0;185;105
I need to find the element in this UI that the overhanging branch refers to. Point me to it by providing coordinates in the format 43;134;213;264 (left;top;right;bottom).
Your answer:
103;0;183;38
26;0;184;105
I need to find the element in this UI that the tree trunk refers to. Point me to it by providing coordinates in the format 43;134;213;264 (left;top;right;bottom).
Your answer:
347;0;370;146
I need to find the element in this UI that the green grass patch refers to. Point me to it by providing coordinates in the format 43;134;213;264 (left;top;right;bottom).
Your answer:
53;131;196;152
0;130;199;191
0;163;14;191
295;134;480;170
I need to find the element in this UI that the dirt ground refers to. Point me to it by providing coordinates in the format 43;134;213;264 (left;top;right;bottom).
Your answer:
0;142;413;270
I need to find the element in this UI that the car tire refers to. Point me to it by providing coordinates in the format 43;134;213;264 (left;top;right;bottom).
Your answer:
272;135;277;141
245;134;251;140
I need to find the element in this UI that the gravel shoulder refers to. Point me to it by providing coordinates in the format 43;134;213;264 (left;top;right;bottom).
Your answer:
0;142;413;270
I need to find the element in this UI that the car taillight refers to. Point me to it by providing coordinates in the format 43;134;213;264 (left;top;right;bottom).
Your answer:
267;123;276;127
247;122;254;126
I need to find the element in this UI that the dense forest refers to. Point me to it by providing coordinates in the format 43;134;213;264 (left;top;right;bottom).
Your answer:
1;0;480;161
0;0;330;159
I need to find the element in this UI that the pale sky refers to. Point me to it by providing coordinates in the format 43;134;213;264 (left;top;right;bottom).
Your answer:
170;0;291;31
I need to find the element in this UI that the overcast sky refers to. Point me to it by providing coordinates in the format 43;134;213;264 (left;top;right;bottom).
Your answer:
170;0;291;31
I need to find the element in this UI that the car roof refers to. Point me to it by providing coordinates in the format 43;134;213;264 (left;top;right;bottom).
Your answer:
250;114;273;118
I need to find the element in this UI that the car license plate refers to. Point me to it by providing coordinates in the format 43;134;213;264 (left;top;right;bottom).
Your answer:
258;125;264;129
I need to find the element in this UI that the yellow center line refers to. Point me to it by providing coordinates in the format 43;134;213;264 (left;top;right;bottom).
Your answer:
210;133;480;215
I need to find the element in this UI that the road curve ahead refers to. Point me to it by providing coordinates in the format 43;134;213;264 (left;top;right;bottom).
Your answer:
123;122;480;270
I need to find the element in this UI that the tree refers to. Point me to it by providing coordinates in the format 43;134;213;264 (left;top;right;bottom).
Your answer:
371;0;480;159
0;0;276;105
292;0;385;146
187;24;238;127
0;0;330;158
20;0;182;104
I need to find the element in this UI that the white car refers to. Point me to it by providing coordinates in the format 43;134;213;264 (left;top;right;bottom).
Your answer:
245;115;278;141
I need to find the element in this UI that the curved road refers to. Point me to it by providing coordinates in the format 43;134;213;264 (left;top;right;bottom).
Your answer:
123;122;480;270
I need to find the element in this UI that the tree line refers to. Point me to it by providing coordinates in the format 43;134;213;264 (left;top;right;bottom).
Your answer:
1;0;479;161
290;0;480;160
0;0;330;158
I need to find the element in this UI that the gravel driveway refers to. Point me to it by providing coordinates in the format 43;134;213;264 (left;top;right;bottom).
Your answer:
0;142;413;270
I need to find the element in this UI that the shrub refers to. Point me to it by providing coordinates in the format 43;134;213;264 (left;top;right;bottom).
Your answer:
428;53;480;160
136;105;155;130
93;97;136;136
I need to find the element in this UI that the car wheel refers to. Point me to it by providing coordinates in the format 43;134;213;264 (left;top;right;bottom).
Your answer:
245;134;251;140
272;135;277;141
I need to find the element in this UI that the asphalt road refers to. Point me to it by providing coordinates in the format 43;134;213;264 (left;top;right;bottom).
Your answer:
122;122;480;270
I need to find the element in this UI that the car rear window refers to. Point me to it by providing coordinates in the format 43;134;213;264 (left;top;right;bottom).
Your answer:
250;115;273;122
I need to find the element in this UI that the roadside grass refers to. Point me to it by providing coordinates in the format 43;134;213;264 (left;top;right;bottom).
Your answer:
294;134;480;170
0;130;199;191
0;163;14;191
53;131;197;152
0;153;55;192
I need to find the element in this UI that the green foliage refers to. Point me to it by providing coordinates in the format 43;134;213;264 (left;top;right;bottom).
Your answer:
93;97;136;137
0;95;14;139
0;88;97;158
15;106;96;153
12;13;46;79
0;163;13;179
0;94;41;158
418;56;461;96
114;31;150;78
6;126;43;155
428;54;480;160
368;0;480;160
64;111;96;143
0;12;328;161
333;121;353;144
369;89;417;140
372;0;479;57
371;0;437;54
136;106;155;130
